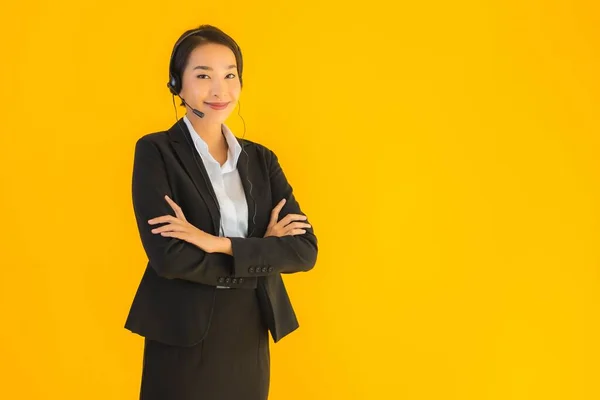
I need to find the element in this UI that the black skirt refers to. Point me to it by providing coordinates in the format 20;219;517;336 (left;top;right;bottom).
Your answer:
140;288;270;400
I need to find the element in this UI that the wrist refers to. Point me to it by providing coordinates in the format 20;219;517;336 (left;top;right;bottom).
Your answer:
213;236;233;255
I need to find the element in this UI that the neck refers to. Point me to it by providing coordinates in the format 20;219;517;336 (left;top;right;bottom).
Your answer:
186;113;226;149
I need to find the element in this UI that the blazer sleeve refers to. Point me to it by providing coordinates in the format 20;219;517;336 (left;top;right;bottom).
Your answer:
131;137;235;285
227;148;319;278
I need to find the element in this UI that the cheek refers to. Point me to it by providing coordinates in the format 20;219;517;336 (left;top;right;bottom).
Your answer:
230;86;241;100
190;83;210;97
182;75;207;92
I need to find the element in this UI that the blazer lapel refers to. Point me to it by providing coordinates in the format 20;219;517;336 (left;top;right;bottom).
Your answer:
168;118;221;235
236;141;257;238
167;117;258;238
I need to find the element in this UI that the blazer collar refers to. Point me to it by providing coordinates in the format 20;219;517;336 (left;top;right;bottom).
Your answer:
166;117;257;238
182;114;242;175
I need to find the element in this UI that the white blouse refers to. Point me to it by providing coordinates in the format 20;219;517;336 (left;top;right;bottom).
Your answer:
183;115;249;288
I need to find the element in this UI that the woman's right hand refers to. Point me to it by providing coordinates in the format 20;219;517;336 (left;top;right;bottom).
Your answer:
264;198;312;238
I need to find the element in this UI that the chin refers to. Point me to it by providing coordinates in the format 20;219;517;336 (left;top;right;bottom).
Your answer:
204;114;229;124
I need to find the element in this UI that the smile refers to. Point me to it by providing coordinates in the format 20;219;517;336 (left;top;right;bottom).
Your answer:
204;102;230;110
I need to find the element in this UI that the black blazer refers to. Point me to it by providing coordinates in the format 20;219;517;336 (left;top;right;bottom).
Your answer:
124;118;318;346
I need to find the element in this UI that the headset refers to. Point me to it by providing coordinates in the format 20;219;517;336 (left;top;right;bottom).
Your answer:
166;27;257;239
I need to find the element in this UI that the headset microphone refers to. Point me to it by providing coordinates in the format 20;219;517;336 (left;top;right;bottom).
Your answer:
178;96;205;118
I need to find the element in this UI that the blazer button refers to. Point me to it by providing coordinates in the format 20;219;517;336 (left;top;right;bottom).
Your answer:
232;278;238;284
268;266;274;272
261;266;267;273
239;278;244;283
225;277;231;283
218;277;225;283
249;267;255;273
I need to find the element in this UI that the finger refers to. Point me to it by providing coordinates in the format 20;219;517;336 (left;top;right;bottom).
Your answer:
280;213;308;226
148;215;179;225
159;231;189;241
291;222;312;229
165;195;187;222
269;199;286;225
271;198;286;214
284;228;306;236
151;223;187;234
275;198;286;210
271;199;286;216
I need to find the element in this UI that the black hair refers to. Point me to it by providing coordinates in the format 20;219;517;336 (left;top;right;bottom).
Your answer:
169;25;244;106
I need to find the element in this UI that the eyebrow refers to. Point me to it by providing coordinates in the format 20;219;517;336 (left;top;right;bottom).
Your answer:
192;65;237;71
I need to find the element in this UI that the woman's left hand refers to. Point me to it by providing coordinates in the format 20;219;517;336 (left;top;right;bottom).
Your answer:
148;195;218;253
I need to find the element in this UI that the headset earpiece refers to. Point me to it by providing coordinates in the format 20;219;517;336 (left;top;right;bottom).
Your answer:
167;75;179;96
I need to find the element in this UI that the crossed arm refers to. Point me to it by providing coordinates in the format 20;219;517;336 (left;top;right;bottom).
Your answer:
131;138;318;285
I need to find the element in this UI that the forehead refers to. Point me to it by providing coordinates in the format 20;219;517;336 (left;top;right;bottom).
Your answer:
187;43;237;66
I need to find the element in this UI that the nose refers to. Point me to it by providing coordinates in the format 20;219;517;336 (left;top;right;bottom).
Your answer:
209;79;228;99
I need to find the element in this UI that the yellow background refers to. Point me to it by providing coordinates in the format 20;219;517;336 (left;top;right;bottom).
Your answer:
1;0;599;399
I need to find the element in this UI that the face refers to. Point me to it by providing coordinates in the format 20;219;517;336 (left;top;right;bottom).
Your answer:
178;43;241;123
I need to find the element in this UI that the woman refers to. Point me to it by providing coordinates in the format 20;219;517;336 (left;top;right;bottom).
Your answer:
124;25;318;400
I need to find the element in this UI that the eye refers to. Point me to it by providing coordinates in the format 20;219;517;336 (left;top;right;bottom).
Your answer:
226;73;236;79
196;74;209;79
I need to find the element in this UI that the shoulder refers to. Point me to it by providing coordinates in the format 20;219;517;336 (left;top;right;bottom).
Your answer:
135;130;170;147
237;137;278;163
132;131;173;159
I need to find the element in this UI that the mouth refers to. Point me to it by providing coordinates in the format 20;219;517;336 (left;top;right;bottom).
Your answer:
204;102;230;110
